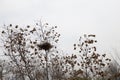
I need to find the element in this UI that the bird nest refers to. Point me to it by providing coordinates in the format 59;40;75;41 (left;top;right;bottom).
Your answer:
37;42;53;51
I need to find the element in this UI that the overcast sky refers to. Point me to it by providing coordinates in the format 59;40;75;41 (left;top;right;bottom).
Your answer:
0;0;120;54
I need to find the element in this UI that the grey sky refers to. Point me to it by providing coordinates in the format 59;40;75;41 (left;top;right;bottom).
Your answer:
0;0;120;53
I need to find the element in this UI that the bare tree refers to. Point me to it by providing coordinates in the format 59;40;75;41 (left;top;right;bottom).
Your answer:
73;34;111;80
1;21;60;80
